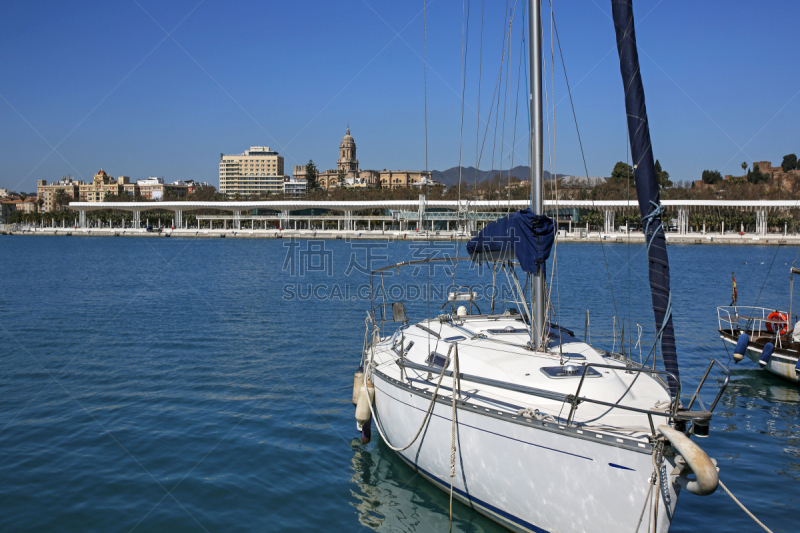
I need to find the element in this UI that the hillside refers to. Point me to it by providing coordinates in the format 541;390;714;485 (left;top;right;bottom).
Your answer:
430;165;566;186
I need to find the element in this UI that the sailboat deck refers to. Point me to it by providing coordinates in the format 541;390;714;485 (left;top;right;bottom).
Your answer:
370;314;673;445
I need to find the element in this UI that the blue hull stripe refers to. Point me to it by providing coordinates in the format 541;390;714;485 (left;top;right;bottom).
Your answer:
376;380;593;461
395;452;550;533
609;463;635;471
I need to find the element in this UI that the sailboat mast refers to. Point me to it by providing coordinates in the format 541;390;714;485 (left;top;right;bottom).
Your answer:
529;0;544;349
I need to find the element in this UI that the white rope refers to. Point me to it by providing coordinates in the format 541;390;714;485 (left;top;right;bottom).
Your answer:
517;407;555;422
366;343;456;452
363;335;464;532
449;346;460;532
632;435;774;533
634;479;654;533
651;442;661;533
631;438;663;533
719;480;775;533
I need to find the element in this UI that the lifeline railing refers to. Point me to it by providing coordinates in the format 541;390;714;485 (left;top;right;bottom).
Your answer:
370;257;472;337
686;358;730;414
369;256;535;337
717;306;788;344
395;356;729;437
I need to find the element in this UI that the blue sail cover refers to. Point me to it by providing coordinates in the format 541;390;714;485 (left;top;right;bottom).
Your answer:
612;0;679;396
466;209;555;275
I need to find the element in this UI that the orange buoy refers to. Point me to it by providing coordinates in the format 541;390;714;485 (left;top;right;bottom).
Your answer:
766;311;788;335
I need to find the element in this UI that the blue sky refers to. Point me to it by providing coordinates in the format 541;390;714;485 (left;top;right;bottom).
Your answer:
1;0;798;192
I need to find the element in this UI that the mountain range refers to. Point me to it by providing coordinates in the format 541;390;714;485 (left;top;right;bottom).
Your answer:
430;166;562;186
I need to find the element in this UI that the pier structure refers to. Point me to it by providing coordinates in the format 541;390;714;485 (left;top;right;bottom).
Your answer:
65;198;795;235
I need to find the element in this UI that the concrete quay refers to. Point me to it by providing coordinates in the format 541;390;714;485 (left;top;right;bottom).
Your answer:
4;227;800;245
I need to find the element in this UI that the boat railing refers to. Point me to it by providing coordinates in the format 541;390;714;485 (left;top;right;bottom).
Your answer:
564;362;683;433
369;256;474;337
686;358;730;415
717;306;788;339
395;358;717;436
580;310;656;368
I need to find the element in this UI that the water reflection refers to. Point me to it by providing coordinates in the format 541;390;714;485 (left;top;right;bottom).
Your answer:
348;439;502;533
726;369;800;406
711;369;800;484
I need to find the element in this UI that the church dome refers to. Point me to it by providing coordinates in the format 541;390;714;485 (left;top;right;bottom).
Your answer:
341;127;355;147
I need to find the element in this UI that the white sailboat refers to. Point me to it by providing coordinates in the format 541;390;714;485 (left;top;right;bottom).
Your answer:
352;2;728;531
718;267;800;383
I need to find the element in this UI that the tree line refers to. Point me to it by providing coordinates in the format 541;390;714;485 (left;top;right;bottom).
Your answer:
9;152;800;224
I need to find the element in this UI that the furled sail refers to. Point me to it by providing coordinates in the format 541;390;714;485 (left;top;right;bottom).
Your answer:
611;0;679;395
466;209;555;275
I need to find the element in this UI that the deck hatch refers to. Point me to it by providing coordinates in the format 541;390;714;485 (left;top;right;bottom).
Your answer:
487;327;528;335
425;352;451;369
540;366;602;379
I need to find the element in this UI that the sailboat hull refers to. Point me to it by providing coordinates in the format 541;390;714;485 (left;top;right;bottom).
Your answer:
372;369;680;533
721;333;800;383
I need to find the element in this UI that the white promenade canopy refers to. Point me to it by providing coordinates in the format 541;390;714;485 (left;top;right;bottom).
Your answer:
68;199;800;212
66;199;795;234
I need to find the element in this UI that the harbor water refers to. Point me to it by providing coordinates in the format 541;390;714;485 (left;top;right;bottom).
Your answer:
0;235;797;532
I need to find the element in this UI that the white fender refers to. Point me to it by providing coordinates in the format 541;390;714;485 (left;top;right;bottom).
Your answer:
355;379;375;429
352;369;364;405
658;425;719;496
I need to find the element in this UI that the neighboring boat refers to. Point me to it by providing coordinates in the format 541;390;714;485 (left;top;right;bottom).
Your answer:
352;1;729;532
718;267;800;383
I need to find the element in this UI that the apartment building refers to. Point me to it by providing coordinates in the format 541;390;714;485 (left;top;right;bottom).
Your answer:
12;197;39;213
219;146;285;197
184;180;210;194
77;169;128;202
0;199;14;223
136;177;188;200
283;178;307;198
37;177;82;212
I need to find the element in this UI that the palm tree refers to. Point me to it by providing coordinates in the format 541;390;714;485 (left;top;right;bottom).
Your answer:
54;189;70;211
741;161;747;178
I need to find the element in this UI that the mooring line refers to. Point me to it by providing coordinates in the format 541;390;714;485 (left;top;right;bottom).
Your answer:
719;480;774;533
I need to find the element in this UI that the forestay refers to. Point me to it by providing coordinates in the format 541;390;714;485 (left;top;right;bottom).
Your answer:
612;0;679;395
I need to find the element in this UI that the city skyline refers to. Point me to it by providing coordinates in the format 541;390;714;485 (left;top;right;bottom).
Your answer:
1;0;798;193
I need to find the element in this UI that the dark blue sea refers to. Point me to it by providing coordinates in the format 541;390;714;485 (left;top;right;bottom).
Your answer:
0;235;796;532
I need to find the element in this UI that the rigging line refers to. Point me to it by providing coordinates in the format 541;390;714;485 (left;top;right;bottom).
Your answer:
423;0;428;175
508;9;525;214
497;1;512;203
457;0;471;205
473;0;484;192
423;0;431;355
750;241;783;312
552;10;618;321
475;2;516;175
490;0;511;201
502;0;520;205
505;1;519;197
627;116;632;360
496;0;517;204
552;3;563;337
541;5;556;335
525;1;532;339
578;339;663;425
548;0;562;335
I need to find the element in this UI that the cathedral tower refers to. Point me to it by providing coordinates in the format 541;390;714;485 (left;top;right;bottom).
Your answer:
337;127;359;173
